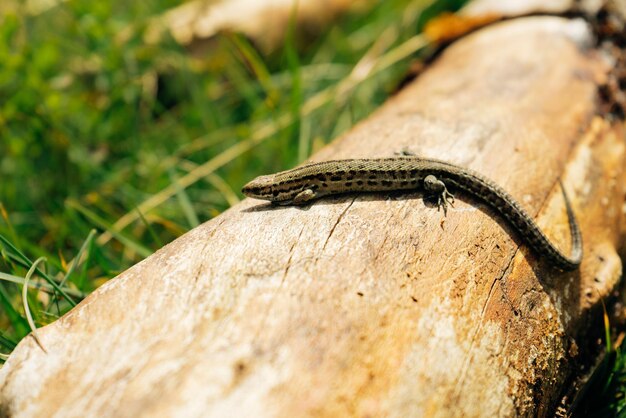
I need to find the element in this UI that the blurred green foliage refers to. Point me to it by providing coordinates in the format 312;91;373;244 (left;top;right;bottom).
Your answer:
1;0;467;356
1;1;625;417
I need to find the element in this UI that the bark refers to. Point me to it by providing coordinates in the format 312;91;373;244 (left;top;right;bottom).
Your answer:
145;0;374;51
1;4;625;418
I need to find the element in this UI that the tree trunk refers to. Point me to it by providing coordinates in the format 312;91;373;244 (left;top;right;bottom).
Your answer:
1;3;625;418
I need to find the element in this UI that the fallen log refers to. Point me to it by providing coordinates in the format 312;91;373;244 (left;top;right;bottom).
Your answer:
1;5;625;418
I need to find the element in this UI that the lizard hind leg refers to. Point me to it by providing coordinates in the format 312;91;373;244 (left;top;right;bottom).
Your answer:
423;175;455;216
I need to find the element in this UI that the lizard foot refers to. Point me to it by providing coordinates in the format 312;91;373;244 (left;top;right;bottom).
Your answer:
424;175;455;216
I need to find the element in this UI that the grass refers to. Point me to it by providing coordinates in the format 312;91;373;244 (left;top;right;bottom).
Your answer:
568;307;626;417
0;0;623;416
0;0;466;357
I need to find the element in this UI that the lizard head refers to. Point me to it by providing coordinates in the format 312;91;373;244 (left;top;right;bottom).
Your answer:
241;174;273;200
242;174;304;203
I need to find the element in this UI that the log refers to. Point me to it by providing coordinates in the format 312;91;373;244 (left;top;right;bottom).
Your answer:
1;8;625;418
145;0;373;51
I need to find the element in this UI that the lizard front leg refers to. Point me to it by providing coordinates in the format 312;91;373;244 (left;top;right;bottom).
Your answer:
423;175;455;216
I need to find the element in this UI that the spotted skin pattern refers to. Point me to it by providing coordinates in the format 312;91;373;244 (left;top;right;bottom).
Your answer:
242;157;582;271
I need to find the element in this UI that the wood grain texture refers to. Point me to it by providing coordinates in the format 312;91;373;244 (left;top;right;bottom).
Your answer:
1;15;625;418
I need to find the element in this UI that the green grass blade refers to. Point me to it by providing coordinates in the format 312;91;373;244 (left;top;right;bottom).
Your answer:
0;271;85;298
284;3;304;163
59;229;96;288
0;202;20;250
22;257;47;353
0;331;17;351
66;199;152;259
136;208;164;248
228;33;277;102
0;234;78;306
169;168;200;228
0;282;29;337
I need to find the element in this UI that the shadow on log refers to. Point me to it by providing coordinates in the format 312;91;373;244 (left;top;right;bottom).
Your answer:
1;4;625;418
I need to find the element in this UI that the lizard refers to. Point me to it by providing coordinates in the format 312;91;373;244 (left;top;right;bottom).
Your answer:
242;157;582;271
